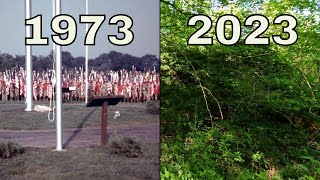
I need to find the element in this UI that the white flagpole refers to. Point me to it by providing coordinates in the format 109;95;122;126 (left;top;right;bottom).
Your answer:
55;0;63;151
85;0;89;104
52;0;56;53
25;0;33;111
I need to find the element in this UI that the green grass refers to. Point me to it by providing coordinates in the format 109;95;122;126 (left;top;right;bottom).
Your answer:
0;102;158;130
0;143;159;180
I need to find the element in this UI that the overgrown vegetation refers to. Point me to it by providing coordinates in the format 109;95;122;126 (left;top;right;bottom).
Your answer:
161;0;320;179
0;140;24;159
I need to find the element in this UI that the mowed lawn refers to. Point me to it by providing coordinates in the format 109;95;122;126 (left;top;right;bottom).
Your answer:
0;145;159;180
0;101;158;130
0;101;160;179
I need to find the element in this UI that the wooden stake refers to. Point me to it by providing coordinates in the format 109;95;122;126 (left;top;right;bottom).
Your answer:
101;101;108;145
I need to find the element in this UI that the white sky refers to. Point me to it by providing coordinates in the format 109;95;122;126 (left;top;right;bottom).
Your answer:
0;0;159;58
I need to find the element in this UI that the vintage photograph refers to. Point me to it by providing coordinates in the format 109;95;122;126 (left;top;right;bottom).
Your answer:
0;0;159;179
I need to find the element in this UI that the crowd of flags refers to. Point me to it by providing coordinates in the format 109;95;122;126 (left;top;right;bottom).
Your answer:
0;66;160;102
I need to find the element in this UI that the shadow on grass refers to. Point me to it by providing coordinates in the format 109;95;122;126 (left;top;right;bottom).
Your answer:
63;107;98;148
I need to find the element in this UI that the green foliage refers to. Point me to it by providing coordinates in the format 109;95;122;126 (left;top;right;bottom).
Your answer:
161;119;320;179
160;0;320;179
161;41;320;134
161;126;259;178
161;0;320;132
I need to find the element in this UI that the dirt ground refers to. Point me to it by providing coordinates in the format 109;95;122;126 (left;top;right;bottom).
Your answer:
0;101;159;148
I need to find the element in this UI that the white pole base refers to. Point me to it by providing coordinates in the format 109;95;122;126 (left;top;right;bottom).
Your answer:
24;108;33;112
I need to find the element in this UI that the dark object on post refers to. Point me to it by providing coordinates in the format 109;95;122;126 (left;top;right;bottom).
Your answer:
86;96;124;145
62;87;70;93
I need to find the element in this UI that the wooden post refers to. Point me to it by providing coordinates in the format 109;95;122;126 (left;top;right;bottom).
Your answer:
86;96;123;146
101;101;108;145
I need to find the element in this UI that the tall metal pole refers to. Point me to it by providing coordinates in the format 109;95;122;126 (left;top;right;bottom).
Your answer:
55;0;63;151
85;0;89;104
25;0;33;111
52;0;56;53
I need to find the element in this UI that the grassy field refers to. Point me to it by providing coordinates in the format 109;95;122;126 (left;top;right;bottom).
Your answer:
0;101;158;130
0;101;159;179
0;145;159;179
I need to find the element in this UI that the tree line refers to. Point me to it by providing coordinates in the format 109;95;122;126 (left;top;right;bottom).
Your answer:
0;51;159;72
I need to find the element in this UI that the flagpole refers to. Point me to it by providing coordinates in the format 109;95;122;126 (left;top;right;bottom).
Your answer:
25;0;33;111
52;0;56;53
55;0;63;151
85;0;89;104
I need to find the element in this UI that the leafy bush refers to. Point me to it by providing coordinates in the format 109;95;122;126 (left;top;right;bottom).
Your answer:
161;41;320;135
160;119;320;179
110;136;143;158
0;140;25;159
160;46;320;178
146;100;160;115
161;127;247;179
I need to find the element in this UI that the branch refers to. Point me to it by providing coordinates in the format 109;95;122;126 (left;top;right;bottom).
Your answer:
272;108;295;127
202;86;224;120
190;64;224;126
294;65;316;100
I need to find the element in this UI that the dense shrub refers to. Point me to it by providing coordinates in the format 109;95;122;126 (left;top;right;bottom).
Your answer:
110;137;143;158
160;0;320;179
161;124;320;179
0;140;25;159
